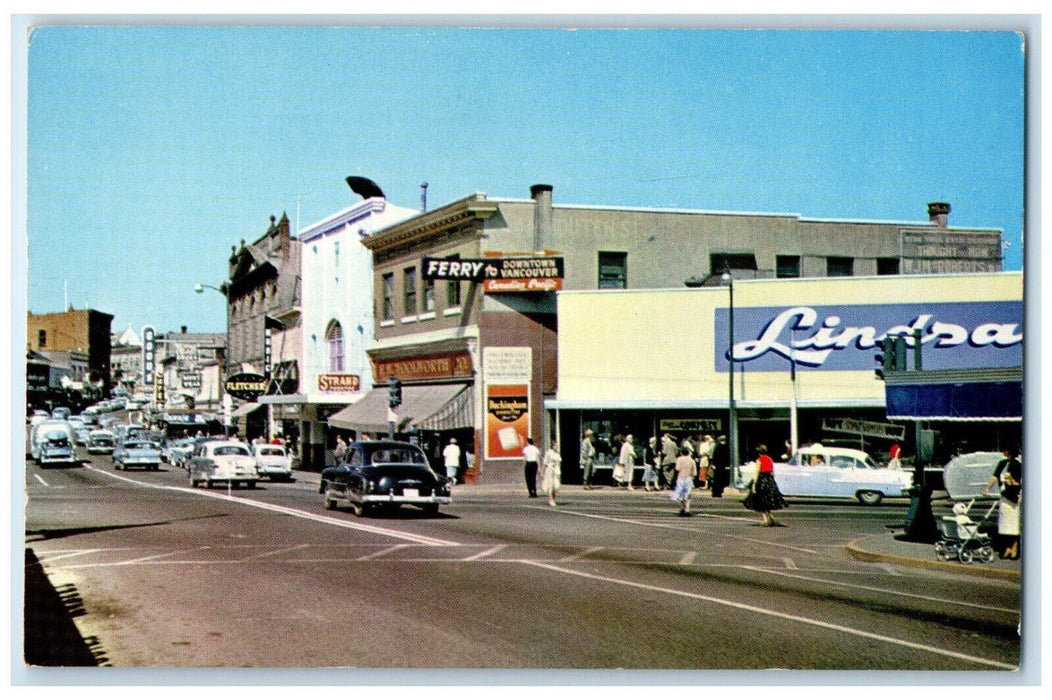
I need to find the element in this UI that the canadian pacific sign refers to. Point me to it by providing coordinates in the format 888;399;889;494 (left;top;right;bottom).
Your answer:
713;301;1023;372
421;256;564;292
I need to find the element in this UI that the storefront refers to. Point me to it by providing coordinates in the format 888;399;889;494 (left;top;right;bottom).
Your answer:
547;272;1023;482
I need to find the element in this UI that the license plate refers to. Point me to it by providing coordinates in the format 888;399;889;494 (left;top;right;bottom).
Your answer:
403;488;419;498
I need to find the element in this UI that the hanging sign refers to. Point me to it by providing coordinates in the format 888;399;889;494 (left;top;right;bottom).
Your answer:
224;372;268;401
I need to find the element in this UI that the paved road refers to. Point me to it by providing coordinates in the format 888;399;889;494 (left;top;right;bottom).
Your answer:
23;449;1021;672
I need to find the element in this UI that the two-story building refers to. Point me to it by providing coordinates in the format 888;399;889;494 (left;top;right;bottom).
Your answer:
330;185;1002;484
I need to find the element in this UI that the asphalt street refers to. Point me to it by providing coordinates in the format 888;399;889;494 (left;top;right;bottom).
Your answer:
22;449;1023;676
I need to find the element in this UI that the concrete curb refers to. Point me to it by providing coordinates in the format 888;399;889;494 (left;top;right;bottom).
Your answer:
845;534;1020;582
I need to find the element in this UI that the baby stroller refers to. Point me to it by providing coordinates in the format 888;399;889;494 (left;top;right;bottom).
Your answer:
935;500;997;564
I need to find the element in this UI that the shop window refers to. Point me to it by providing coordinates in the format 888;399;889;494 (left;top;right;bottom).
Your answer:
877;257;900;275
776;255;800;278
827;256;854;277
326;320;344;372
403;267;417;315
381;273;394;320
598;251;628;289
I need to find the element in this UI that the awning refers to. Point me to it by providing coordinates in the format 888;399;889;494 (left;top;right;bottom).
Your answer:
326;383;473;434
886;381;1023;422
230;402;265;419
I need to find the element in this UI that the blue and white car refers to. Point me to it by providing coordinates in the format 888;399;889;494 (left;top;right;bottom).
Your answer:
252;443;294;481
38;428;78;467
87;429;118;455
736;445;913;506
112;438;163;471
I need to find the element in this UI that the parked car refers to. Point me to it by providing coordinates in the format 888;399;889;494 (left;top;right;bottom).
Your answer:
942;451;1005;501
735;444;913;506
162;438;196;469
87;429;118;455
253;443;294;481
37;428;78;467
319;440;452;516
189;441;258;489
72;424;92;446
51;407;72;421
112;438;163;471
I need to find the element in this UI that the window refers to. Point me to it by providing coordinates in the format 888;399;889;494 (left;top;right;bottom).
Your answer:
38;329;46;348
403;267;417;315
877;258;900;275
326;320;344;372
381;273;394;320
776;255;800;279
423;278;436;312
827;257;854;277
598;251;628;289
447;280;461;308
710;253;758;274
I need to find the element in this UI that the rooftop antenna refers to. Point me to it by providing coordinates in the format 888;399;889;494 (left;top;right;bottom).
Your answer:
421;181;429;212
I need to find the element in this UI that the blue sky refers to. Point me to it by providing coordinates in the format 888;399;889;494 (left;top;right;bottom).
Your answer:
19;25;1026;337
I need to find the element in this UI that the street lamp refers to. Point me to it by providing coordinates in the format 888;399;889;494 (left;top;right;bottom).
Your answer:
721;266;739;476
194;283;227;296
193;282;230;433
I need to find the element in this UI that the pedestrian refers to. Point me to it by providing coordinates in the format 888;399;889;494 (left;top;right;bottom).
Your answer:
443;438;461;483
696;434;715;488
743;444;788;526
670;446;697;516
522;437;542;498
985;447;1021;559
580;429;598;490
642;437;661;491
709;435;730;498
334;434;348;464
887;443;903;469
660;433;678;489
617;434;636;490
541;441;562;507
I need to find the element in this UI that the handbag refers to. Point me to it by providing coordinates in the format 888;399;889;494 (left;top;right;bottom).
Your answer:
612;463;626;481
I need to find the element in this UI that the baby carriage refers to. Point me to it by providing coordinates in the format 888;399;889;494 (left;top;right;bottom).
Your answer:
934;500;997;563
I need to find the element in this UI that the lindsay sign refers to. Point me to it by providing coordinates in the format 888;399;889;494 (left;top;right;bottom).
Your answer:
713;301;1022;372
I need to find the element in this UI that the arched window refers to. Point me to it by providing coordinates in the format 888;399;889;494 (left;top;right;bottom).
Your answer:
326;320;344;372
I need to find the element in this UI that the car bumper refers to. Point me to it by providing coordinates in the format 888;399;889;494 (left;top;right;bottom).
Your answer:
87;446;115;453
361;493;452;506
40;454;77;465
257;467;292;477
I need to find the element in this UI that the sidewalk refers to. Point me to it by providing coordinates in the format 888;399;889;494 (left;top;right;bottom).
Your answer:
451;481;1022;582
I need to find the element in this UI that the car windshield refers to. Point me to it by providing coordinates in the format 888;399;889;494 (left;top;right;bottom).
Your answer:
214;446;250;457
44;431;69;443
125;441;151;450
259;447;284;456
367;446;429;465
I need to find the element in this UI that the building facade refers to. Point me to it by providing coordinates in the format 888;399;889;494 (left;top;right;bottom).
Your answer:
262;183;419;470
333;184;1003;483
27;307;114;397
551;272;1023;480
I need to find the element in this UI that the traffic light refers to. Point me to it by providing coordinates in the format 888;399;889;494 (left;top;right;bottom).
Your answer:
388;377;402;408
874;337;895;380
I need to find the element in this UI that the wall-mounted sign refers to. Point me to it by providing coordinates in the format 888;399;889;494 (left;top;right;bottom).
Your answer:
318;373;361;393
224;372;268;401
373;351;473;382
421;256;563;293
180;371;202;389
142;325;156;385
714;301;1023;372
485;384;530;460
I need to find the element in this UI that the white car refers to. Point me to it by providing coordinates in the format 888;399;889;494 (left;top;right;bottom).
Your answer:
189;441;259;489
735;445;913;506
253;444;293;481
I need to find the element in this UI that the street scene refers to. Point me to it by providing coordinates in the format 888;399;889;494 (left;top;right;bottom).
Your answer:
16;21;1029;687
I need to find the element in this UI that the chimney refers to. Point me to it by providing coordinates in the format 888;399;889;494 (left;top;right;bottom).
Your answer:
531;184;553;251
181;326;188;334
928;202;951;228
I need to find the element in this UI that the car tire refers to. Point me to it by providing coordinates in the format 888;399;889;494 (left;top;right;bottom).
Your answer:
856;490;883;506
422;504;440;516
351;502;366;517
324;491;338;510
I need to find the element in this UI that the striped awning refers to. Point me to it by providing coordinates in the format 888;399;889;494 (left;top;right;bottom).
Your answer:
326;383;474;434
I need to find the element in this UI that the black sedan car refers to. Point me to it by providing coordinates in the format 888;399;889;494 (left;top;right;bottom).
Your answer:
319;440;452;517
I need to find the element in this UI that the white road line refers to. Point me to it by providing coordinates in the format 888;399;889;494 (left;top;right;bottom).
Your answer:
679;551;697;566
357;544;410;561
522;560;1016;670
727;535;821;555
85;465;460;547
740;566;1019;615
879;563;902;576
33;474;49;486
250;544;313;560
37;549;103;564
114;547;212;566
463;544;507;561
783;557;798;570
560;546;604;563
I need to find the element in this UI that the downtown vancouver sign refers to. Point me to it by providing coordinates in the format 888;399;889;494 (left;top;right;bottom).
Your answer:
713;301;1022;372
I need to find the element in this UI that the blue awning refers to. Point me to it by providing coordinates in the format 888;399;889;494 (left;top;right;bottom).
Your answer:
886;381;1022;421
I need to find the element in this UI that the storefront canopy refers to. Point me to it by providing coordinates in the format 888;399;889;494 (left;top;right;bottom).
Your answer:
884;368;1023;422
326;383;473;434
230;402;264;419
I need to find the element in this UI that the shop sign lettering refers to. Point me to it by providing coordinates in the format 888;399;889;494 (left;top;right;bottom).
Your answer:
318;374;361;393
714;301;1022;372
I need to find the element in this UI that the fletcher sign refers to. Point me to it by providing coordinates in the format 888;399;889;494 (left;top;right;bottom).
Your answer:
224;372;267;401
